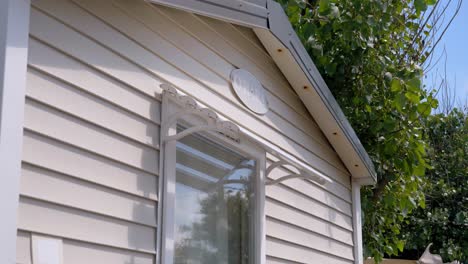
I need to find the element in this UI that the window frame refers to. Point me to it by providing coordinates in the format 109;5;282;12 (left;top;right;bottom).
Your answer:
157;91;266;264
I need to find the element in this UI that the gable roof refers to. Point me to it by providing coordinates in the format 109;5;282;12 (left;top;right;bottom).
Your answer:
150;0;376;184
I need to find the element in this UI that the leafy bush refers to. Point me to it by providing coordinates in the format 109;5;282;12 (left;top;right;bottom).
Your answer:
399;108;467;263
277;0;441;262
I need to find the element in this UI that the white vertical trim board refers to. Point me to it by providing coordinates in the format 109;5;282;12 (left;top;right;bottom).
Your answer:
351;177;374;264
159;97;177;264
352;178;375;264
32;235;64;264
352;181;363;264
0;0;30;263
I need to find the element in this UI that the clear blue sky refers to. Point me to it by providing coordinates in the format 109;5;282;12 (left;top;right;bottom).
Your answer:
426;0;468;105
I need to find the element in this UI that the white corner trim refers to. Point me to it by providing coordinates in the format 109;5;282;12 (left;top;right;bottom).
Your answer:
352;176;375;264
352;182;363;264
0;0;30;263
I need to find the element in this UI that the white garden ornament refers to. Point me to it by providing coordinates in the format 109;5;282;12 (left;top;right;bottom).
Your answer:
418;244;460;264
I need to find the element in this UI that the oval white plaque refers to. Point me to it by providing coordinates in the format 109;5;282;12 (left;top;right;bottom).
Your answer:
230;69;269;115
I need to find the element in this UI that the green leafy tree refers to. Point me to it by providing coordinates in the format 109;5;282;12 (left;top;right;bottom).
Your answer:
276;0;460;262
399;108;467;262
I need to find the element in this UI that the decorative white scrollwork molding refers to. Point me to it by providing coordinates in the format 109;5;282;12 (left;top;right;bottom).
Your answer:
161;84;240;143
265;160;328;186
160;83;331;186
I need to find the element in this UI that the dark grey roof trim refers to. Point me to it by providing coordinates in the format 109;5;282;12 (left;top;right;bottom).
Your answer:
266;0;376;182
149;0;269;28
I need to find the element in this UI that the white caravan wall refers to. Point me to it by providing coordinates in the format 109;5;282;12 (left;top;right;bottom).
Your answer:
18;0;355;263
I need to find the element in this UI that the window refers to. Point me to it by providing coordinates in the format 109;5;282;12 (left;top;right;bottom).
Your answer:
159;89;265;264
174;128;256;264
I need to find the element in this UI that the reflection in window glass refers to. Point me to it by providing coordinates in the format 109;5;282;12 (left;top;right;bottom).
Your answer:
174;131;256;264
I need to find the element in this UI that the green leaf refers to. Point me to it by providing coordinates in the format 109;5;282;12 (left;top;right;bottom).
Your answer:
396;240;405;252
385;245;395;255
407;77;421;91
303;23;315;38
318;0;330;14
413;164;426;176
384;142;398;155
419;196;426;209
391;79;402;92
415;0;428;14
417;102;431;117
395;93;406;111
415;142;426;156
325;62;337;75
430;98;439;108
405;91;420;104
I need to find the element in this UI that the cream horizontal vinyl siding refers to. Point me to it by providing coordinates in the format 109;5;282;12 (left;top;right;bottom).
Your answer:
33;0;350;184
16;231;31;264
18;0;355;263
16;231;154;264
21;0;160;259
21;163;156;227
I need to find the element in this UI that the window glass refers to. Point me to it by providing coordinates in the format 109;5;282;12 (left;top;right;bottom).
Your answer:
174;130;256;264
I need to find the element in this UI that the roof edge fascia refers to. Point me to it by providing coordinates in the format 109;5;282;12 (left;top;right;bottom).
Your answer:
260;0;376;183
148;0;269;29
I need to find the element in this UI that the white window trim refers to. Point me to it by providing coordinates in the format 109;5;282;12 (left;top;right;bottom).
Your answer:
157;85;266;264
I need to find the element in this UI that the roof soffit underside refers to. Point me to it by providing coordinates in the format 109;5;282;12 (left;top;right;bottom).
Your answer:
263;0;376;182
